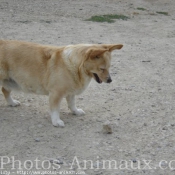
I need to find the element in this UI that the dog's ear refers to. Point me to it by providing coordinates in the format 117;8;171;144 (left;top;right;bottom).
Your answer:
102;44;123;52
79;48;107;80
88;48;109;59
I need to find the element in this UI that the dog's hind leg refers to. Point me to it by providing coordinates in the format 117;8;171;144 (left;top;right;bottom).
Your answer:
49;92;65;127
1;87;20;107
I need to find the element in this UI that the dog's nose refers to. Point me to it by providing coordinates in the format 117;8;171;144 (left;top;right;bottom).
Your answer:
107;77;112;83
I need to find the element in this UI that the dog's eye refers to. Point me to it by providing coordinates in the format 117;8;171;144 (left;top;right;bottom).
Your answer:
95;56;100;59
100;68;105;72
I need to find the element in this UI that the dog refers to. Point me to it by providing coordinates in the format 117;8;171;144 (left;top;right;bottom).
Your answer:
0;40;123;127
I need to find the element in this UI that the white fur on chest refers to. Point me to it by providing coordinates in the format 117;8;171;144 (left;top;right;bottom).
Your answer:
63;46;92;95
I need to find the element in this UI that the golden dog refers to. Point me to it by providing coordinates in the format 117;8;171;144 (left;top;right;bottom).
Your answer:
0;40;123;127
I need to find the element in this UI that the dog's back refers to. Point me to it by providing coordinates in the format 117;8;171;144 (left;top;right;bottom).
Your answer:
0;40;57;94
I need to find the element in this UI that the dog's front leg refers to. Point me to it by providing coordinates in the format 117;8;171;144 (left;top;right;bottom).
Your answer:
49;92;65;127
66;95;85;116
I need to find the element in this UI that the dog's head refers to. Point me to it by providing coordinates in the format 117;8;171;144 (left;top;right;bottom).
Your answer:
82;44;123;84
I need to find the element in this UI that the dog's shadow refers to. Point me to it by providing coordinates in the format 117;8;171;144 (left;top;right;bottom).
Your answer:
44;110;85;127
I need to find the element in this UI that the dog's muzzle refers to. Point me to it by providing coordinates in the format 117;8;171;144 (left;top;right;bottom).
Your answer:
107;76;112;83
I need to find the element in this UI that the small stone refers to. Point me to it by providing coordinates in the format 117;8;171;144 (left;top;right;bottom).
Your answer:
34;138;40;142
132;159;137;163
103;121;112;134
162;126;168;130
160;161;167;167
56;158;64;164
49;159;54;163
49;158;63;164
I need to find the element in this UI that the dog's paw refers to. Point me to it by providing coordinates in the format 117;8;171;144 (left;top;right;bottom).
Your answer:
72;108;85;116
52;119;65;127
9;100;21;107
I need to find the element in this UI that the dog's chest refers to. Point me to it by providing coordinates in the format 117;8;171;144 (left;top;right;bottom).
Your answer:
73;77;91;95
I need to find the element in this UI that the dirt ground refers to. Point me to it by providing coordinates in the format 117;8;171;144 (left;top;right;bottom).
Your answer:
0;0;175;174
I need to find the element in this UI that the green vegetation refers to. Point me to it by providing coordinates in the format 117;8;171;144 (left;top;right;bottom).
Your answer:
137;7;147;11
87;15;114;23
86;14;129;23
156;11;169;16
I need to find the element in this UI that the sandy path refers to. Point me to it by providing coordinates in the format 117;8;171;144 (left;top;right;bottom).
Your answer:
0;0;175;174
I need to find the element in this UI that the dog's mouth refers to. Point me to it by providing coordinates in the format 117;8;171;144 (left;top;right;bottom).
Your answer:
93;73;102;84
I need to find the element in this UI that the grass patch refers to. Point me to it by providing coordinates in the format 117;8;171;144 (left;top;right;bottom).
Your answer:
137;7;147;11
156;11;169;16
86;14;129;23
104;14;129;20
87;16;115;23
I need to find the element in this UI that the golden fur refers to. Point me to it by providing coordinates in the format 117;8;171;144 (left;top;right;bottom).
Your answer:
0;40;123;127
